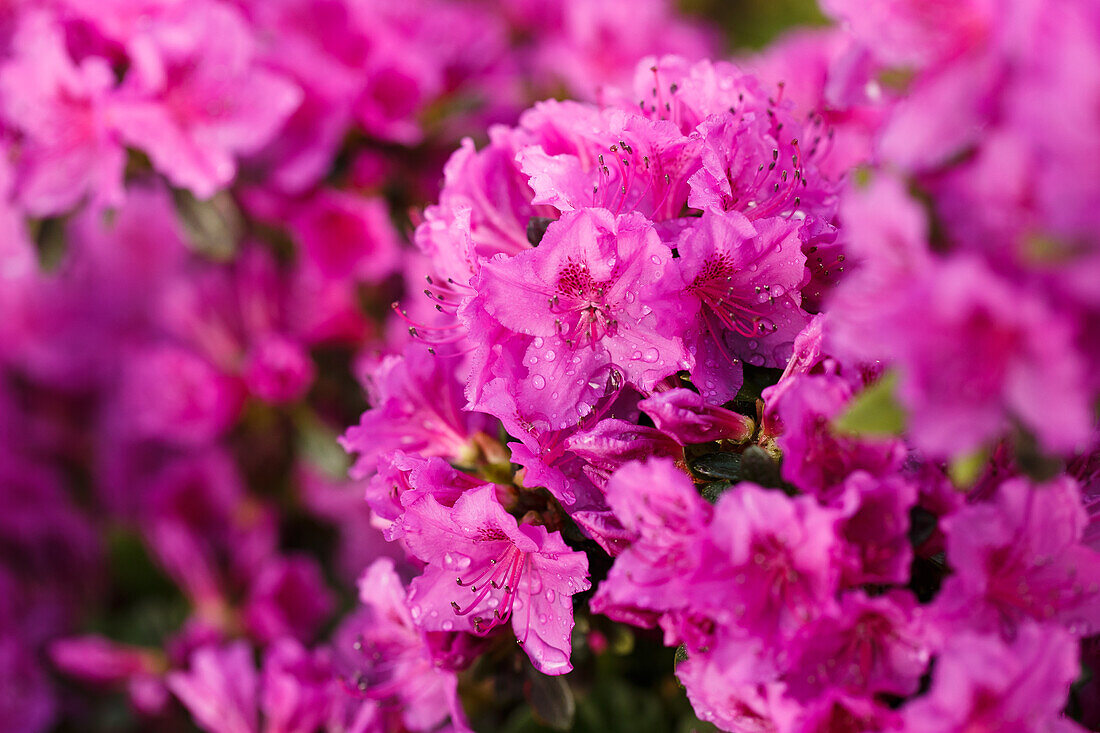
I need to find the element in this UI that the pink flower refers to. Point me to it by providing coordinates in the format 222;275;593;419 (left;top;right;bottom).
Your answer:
242;557;335;645
468;207;694;429
333;558;470;732
675;209;809;403
401;485;590;674
340;344;494;479
590;459;712;628
111;1;301;198
784;591;931;700
518;107;699;223
878;257;1092;456
639;387;755;445
168;640;338;733
167;641;260;733
0;11;124;215
697;484;841;642
835;471;917;586
415;130;551;286
935;475;1100;639
117;345;245;447
769;374;905;498
288;189;400;284
241;334;315;405
902;623;1082;733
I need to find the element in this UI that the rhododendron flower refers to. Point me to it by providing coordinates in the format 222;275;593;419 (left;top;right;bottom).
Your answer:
902;623;1083;733
468;207;694;428
7;0;1100;729
675;209;809;403
877;256;1092;456
168;639;338;733
935;475;1100;638
769;373;905;498
111;2;301;198
0;11;124;215
341;344;494;479
783;590;931;700
401;485;590;674
288;189;400;284
697;483;841;642
590;459;712;627
333;558;470;732
639;388;755;445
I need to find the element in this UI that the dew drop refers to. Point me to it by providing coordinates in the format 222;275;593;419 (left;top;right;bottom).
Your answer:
532;375;547;390
443;552;471;570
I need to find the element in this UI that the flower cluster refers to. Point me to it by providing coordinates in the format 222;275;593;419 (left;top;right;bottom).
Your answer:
0;0;717;731
342;2;1100;730
4;0;1100;732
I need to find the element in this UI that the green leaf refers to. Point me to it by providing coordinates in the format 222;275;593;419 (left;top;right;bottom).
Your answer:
173;188;242;260
833;371;906;437
739;445;783;489
948;448;988;489
688;453;741;481
700;480;732;504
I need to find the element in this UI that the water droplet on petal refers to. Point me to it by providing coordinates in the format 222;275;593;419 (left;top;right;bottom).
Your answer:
443;552;471;570
532;375;547;390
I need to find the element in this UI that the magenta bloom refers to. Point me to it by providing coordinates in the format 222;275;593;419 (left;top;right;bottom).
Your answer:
167;642;260;733
784;591;931;700
935;475;1100;639
334;558;470;733
639;388;755;445
340;344;494;479
288;189;400;283
242;556;335;645
903;623;1082;733
698;483;841;641
675;209;809;403
111;2;301;198
835;471;917;587
168;639;338;733
590;459;711;627
770;373;905;499
879;256;1092;456
469;207;694;429
401;485;590;674
0;11;124;215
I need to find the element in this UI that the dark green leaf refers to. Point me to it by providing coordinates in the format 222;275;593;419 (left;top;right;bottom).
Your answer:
739;446;782;488
688;453;741;481
700;480;732;504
